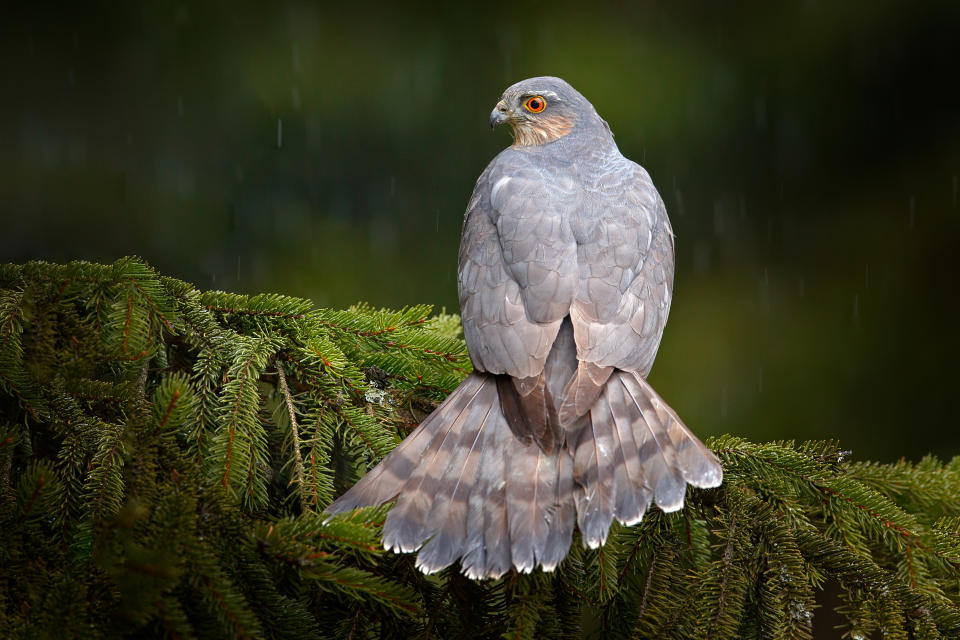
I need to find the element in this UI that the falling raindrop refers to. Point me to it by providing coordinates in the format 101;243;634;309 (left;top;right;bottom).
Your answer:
713;200;724;235
277;119;283;149
852;293;860;327
754;95;767;131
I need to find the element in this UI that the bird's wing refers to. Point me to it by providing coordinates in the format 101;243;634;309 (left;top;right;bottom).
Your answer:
569;161;674;379
458;158;579;379
458;157;580;447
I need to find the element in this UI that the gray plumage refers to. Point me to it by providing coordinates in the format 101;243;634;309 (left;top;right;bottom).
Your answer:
326;76;722;578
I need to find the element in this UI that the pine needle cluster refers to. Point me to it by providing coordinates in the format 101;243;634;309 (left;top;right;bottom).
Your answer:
0;257;958;639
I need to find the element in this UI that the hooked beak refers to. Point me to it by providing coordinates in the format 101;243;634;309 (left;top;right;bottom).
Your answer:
489;100;509;129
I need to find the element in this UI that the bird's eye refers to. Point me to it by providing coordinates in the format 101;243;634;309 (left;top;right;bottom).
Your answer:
524;96;546;113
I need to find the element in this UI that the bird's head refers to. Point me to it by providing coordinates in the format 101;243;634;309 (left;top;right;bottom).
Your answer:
489;76;599;148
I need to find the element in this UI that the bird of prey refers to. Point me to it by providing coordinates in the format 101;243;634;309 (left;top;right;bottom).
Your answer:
326;76;722;579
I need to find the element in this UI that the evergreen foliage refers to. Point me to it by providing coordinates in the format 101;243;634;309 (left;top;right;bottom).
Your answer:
1;257;958;639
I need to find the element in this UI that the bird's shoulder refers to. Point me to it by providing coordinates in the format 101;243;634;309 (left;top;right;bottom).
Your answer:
463;149;556;224
467;144;665;233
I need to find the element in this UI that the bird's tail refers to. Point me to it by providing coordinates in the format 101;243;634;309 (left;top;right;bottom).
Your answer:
572;370;722;548
326;372;572;579
325;370;721;578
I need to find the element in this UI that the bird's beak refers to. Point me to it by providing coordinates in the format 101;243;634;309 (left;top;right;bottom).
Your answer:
489;101;509;129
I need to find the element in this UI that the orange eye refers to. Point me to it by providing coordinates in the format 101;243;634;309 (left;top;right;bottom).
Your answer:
524;96;546;113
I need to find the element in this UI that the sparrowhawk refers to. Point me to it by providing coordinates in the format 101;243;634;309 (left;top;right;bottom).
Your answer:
326;76;722;579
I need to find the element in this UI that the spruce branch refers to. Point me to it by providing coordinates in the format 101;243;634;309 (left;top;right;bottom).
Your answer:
276;363;308;511
1;257;959;639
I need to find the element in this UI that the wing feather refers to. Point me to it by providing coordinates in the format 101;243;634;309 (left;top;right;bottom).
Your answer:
570;163;675;377
458;160;577;379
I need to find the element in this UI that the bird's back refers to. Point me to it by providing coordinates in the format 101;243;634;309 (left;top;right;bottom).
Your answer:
327;77;720;579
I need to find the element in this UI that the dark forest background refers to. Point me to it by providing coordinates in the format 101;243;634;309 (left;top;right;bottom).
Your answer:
2;0;959;462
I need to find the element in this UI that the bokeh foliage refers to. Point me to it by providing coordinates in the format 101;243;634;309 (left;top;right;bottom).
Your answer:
2;257;960;639
2;2;959;463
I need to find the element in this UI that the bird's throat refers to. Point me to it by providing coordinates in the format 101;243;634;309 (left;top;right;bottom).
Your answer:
510;115;574;148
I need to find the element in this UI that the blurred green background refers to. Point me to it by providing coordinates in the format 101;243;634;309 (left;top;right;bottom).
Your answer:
2;1;958;462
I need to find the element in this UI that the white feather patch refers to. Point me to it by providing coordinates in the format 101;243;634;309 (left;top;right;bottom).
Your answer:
491;176;512;205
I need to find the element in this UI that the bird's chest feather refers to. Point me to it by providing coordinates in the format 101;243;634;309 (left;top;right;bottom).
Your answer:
487;157;654;323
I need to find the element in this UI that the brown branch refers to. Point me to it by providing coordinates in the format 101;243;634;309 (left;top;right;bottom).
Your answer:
246;441;256;497
713;516;737;630
0;369;39;419
276;365;308;510
158;390;182;430
205;305;305;320
94;436;123;521
23;475;45;515
132;282;174;333
153;600;181;640
637;551;658;621
121;296;134;353
204;579;251;640
327;576;418;614
221;350;259;487
318;316;427;338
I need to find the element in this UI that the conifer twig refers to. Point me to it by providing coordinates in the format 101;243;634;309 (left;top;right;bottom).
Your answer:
3;258;960;638
277;363;308;510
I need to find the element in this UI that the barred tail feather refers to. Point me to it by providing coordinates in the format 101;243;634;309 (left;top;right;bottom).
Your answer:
325;374;486;515
609;371;721;513
326;372;576;579
572;408;616;549
604;381;651;526
539;451;575;572
460;407;506;578
477;416;512;578
641;378;723;489
506;447;555;573
413;398;495;571
621;372;722;496
570;370;722;543
327;369;721;579
383;379;491;554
